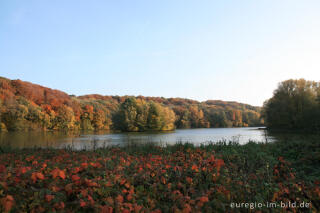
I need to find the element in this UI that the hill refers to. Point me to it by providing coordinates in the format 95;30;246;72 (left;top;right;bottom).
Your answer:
0;77;263;131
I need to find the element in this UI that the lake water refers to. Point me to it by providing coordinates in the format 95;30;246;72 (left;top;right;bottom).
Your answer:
0;127;274;150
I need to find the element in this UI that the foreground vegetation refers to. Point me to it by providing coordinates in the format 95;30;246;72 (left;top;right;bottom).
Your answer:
0;139;319;212
0;77;262;132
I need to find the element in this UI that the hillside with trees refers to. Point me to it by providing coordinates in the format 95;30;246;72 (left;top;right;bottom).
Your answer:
0;77;263;132
262;79;320;131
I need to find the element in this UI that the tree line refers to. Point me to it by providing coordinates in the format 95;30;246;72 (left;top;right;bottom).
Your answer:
0;77;263;132
262;79;320;131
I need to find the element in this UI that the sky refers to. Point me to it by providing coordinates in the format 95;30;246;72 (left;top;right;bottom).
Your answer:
1;0;320;106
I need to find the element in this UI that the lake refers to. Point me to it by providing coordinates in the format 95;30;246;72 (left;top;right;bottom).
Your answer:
0;127;275;150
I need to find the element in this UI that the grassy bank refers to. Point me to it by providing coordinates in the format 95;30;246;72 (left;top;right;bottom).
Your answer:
0;139;319;212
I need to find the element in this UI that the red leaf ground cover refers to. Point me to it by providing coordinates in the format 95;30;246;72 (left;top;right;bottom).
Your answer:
0;146;319;212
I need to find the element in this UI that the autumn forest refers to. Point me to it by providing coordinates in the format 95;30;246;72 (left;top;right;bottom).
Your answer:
0;77;263;132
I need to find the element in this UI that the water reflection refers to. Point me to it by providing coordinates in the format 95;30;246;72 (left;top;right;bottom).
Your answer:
0;127;274;150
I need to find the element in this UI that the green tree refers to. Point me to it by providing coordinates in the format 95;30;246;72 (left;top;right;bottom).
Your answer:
115;98;176;132
54;105;76;130
147;102;175;131
147;102;162;130
115;97;141;132
80;105;94;130
1;104;29;131
263;79;320;131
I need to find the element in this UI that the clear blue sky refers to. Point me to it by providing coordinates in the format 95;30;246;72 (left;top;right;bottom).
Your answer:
1;0;320;106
